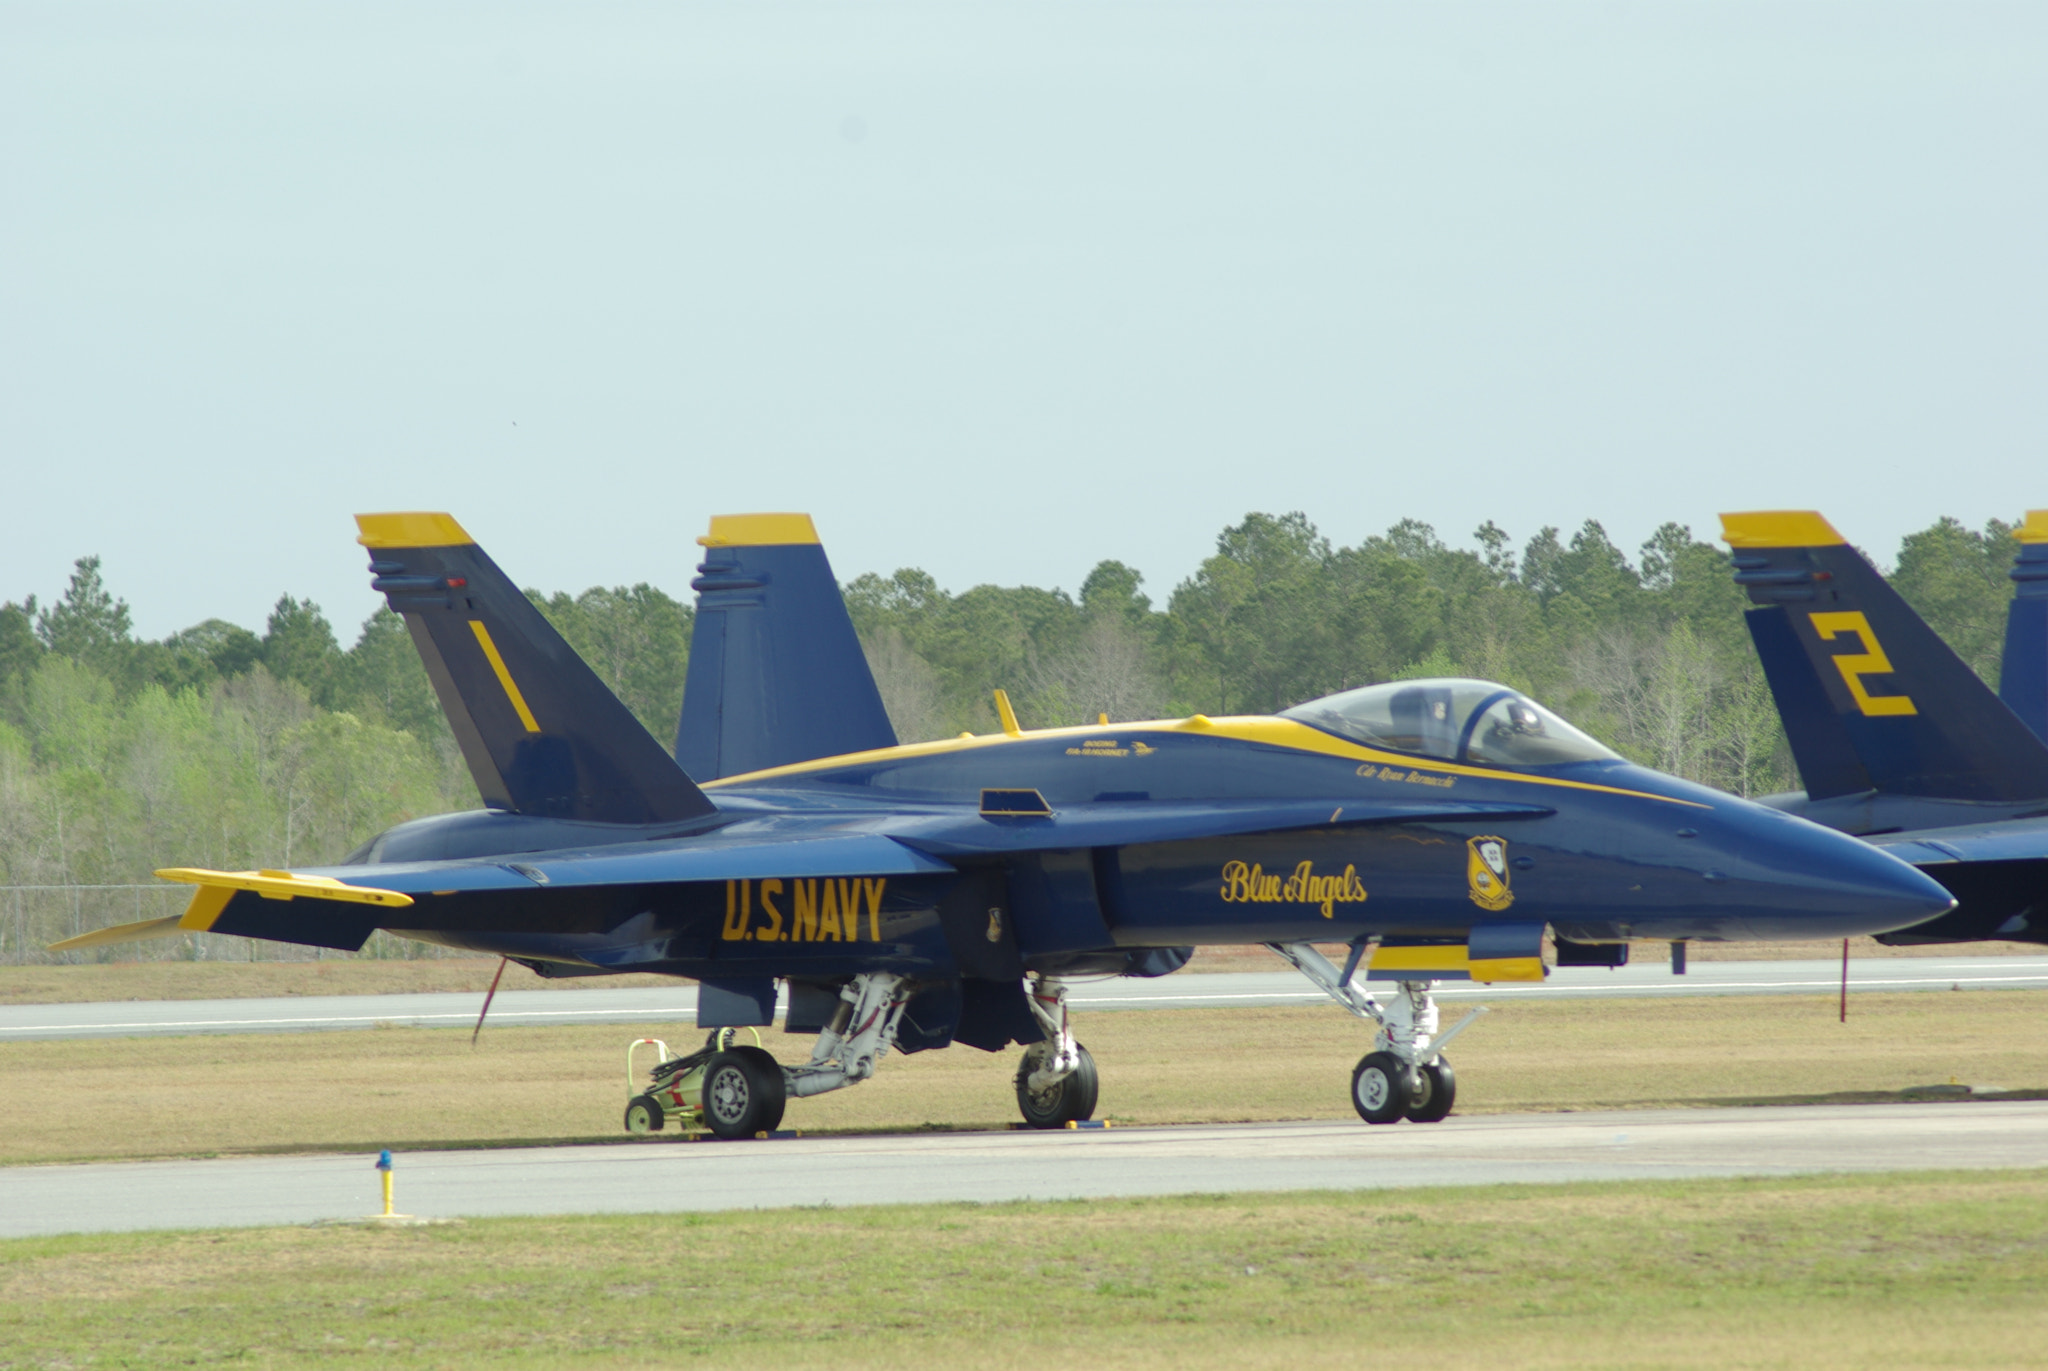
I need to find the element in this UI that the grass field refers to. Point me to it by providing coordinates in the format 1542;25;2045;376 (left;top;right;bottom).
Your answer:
7;991;2046;1166
8;933;2041;1004
4;1171;2046;1368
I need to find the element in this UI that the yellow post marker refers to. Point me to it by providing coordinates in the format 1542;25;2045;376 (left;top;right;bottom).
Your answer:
371;1149;412;1222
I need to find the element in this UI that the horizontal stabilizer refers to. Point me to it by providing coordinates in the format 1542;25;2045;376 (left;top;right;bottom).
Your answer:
677;514;898;780
887;798;1556;858
357;512;716;825
1723;510;2048;802
46;915;186;953
155;867;414;907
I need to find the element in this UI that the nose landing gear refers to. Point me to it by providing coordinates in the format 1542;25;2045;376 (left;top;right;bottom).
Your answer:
1268;942;1485;1125
1352;1052;1457;1124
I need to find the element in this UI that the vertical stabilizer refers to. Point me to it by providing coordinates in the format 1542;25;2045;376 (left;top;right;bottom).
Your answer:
356;513;715;824
1999;510;2048;744
1722;510;2048;802
676;514;897;780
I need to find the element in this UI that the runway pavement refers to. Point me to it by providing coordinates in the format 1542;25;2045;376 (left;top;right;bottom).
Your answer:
7;1100;2046;1239
4;955;2046;1041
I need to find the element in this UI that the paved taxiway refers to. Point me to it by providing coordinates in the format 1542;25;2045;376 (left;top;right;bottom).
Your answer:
8;1101;2046;1238
5;956;2045;1041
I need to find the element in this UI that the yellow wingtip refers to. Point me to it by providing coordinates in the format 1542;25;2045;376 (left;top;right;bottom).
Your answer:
355;512;475;549
2018;511;2048;545
697;513;820;548
1719;510;1847;549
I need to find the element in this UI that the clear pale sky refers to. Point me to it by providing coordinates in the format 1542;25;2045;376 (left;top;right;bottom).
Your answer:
5;3;2044;640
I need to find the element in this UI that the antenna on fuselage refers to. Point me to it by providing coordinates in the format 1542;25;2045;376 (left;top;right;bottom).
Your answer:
993;689;1023;738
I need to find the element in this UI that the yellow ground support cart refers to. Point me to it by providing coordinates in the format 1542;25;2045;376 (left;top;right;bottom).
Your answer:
623;1028;766;1135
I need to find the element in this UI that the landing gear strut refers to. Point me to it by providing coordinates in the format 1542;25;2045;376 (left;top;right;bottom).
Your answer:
771;970;913;1121
1016;974;1097;1128
1268;943;1486;1125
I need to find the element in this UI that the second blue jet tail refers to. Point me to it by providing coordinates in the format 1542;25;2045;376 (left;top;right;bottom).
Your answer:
676;514;898;781
1724;510;2048;803
1999;511;2048;743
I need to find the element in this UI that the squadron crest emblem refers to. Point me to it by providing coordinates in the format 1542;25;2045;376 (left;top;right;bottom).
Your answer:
1466;835;1514;911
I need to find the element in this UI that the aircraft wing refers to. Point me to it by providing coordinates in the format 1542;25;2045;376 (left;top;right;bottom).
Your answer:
1866;821;2048;867
881;797;1556;858
55;832;957;954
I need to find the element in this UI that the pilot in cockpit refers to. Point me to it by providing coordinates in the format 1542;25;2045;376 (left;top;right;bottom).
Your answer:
1389;684;1458;758
1495;699;1547;739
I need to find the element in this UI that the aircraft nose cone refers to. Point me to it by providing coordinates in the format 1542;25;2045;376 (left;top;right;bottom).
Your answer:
1734;813;1956;940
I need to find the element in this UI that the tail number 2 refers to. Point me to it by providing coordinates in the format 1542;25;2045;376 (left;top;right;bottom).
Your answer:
1809;611;1918;717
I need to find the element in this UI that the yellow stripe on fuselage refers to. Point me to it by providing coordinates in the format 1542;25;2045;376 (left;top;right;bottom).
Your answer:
1366;944;1546;983
703;715;1709;807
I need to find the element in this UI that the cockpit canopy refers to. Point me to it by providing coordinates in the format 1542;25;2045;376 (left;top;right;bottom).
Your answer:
1280;678;1620;768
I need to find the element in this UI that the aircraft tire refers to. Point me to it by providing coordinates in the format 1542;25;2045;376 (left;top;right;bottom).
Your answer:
730;1045;787;1133
701;1049;785;1139
1351;1052;1409;1125
624;1095;665;1135
1405;1060;1455;1123
1014;1041;1098;1128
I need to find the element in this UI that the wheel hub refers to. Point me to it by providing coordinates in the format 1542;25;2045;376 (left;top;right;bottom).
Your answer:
708;1068;749;1124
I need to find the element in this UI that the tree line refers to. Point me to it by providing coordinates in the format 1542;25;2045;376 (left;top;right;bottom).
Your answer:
0;512;2019;962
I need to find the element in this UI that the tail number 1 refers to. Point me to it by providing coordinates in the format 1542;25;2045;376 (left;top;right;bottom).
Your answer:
1808;611;1918;717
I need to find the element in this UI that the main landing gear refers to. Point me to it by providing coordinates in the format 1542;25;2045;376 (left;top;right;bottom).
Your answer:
1267;942;1486;1125
782;970;1098;1132
640;970;1104;1140
1016;974;1097;1128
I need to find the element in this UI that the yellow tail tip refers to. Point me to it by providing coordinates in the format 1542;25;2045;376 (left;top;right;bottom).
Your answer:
1719;510;1847;549
355;512;475;549
697;513;820;548
2018;511;2048;545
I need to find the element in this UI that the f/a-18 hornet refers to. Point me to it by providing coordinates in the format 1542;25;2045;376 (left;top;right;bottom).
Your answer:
60;513;1952;1137
1723;508;2048;947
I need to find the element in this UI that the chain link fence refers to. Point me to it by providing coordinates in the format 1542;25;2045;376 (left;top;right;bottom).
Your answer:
0;886;462;965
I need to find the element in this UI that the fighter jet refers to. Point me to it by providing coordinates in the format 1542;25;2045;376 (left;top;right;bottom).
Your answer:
1723;509;2048;945
57;513;1952;1136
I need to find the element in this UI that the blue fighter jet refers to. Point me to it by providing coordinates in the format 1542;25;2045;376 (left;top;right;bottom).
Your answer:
1723;509;2048;946
57;512;1952;1136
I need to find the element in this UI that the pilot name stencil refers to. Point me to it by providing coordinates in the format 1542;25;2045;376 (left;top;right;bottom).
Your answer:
722;877;887;942
1219;860;1368;918
1356;763;1456;789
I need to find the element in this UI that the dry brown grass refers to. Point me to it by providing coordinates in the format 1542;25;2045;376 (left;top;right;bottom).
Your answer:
6;990;2046;1166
